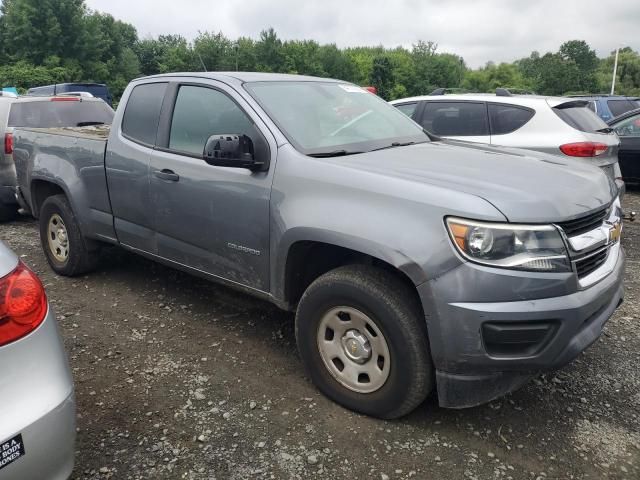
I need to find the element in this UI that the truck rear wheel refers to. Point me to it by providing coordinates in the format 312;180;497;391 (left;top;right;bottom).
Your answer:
39;194;100;276
295;264;434;419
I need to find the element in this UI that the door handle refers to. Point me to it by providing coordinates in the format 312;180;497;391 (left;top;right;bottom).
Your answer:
154;169;179;182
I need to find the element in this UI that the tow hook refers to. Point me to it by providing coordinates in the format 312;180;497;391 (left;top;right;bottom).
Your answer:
623;211;636;222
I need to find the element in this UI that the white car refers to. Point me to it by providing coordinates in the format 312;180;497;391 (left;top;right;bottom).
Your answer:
391;89;624;194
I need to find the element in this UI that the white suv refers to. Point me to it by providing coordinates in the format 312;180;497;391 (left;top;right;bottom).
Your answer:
391;89;624;193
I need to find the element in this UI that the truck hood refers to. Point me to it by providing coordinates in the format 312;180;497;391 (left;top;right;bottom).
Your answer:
333;140;616;223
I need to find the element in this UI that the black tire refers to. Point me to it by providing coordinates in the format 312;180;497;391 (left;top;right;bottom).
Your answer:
39;194;100;276
295;264;434;419
0;202;18;222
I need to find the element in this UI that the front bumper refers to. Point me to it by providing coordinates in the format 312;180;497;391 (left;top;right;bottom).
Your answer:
418;244;625;408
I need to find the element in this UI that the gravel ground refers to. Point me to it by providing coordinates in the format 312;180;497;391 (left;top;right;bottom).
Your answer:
1;192;639;480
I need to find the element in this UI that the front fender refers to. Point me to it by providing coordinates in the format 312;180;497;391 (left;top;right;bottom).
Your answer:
272;226;428;302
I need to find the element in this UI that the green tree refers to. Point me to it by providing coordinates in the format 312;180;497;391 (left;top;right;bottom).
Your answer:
194;31;233;71
1;0;86;64
255;28;284;72
370;55;394;100
559;40;598;92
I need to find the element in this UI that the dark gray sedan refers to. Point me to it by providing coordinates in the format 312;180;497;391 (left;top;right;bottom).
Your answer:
609;108;640;185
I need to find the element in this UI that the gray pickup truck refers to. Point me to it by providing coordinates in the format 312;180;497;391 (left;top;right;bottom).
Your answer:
13;73;625;419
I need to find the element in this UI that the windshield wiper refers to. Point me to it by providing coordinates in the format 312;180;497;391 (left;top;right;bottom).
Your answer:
370;140;426;152
596;127;614;134
307;150;364;158
76;121;105;127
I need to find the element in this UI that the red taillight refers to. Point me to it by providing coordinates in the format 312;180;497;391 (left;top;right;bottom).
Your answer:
50;97;79;102
364;86;377;94
4;132;13;154
559;142;608;157
0;263;47;347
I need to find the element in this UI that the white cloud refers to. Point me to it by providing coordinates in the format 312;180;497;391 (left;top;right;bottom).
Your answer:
85;0;639;67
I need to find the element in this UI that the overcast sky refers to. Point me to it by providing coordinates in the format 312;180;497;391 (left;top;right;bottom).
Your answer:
85;0;638;68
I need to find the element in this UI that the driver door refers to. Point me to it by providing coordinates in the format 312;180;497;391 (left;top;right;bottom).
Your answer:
148;81;275;292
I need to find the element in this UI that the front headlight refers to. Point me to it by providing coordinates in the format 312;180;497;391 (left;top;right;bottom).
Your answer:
446;217;570;272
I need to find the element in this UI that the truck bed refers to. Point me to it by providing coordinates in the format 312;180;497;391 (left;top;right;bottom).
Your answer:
13;125;117;243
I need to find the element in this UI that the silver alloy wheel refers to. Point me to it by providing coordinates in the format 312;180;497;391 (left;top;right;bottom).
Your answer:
317;306;391;393
47;213;69;263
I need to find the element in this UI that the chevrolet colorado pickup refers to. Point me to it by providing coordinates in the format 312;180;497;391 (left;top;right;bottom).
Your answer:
12;73;625;419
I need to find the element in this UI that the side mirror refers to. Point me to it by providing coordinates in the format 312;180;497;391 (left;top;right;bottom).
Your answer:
203;134;265;170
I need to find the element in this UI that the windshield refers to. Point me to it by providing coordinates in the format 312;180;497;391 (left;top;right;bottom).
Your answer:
8;100;114;128
244;81;429;155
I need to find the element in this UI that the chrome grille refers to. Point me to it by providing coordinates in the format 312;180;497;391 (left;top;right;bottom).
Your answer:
557;206;609;237
575;248;608;278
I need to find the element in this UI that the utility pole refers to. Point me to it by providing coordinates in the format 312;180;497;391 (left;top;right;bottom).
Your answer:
611;47;619;95
196;52;207;72
235;42;239;71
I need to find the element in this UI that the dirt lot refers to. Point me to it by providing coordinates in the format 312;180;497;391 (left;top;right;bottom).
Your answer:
1;193;639;480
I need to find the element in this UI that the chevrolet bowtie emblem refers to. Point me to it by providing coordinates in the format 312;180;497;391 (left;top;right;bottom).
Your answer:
608;221;622;243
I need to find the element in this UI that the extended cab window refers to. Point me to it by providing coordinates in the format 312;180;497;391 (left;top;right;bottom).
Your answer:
121;82;167;146
169;86;253;156
488;104;534;135
420;102;488;136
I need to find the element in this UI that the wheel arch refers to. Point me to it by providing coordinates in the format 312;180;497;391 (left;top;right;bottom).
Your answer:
275;228;427;309
30;178;71;219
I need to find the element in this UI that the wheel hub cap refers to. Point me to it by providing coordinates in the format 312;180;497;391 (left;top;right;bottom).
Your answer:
57;229;68;245
341;329;371;364
316;306;391;394
47;214;69;262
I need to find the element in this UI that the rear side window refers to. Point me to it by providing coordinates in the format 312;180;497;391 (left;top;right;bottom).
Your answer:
169;85;253;156
8;100;114;128
420;102;488;136
394;102;418;118
607;99;637;117
553;104;608;133
488;104;534;135
121;83;168;146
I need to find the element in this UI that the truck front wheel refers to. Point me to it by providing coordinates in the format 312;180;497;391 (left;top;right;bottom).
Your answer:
295;265;434;419
39;194;100;276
